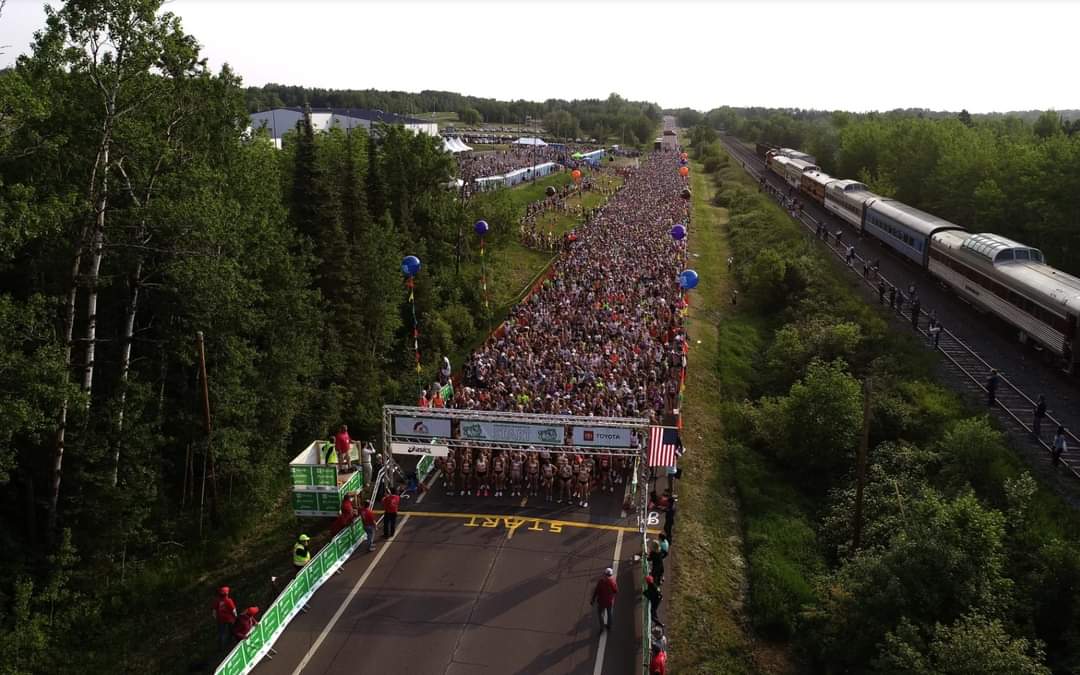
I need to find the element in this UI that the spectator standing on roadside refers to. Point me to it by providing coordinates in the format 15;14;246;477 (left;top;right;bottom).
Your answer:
360;501;377;552
213;586;237;650
382;488;401;538
888;286;896;309
649;641;668;675
878;280;886;305
911;299;921;330
664;497;677;542
1053;426;1068;466
658;532;670;558
362;442;375;483
590;567;618;631
1033;395;1048;438
648;540;666;586
643;574;663;625
232;607;259;643
987;369;999;407
334;425;352;473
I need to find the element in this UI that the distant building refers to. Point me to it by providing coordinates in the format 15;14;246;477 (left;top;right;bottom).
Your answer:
249;107;439;147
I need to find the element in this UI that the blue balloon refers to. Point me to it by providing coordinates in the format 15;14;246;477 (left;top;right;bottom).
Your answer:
474;219;489;236
671;224;687;241
401;255;421;277
679;269;699;290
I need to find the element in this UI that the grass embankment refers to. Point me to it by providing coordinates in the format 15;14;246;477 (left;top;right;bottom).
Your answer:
665;163;757;673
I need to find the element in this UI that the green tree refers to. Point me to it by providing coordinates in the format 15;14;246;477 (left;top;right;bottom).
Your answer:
877;613;1050;675
458;107;482;125
777;359;862;489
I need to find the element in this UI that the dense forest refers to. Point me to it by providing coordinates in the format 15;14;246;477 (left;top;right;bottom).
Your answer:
695;106;1080;276
687;130;1080;674
0;1;530;670
245;84;663;144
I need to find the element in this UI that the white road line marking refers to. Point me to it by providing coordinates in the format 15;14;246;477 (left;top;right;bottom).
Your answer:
289;470;435;674
592;529;623;675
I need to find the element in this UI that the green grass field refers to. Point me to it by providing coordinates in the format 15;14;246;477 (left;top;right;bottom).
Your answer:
666;161;759;674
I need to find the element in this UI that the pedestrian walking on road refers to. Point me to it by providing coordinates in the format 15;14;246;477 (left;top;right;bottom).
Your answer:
987;369;999;407
212;586;237;650
382;488;401;538
888;286;896;309
360;502;377;551
933;322;942;348
878;280;886;305
591;567;618;631
1033;395;1048;438
911;300;921;330
1053;426;1068;466
643;575;663;625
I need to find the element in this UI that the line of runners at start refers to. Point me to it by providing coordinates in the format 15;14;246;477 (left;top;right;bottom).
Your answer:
435;447;633;507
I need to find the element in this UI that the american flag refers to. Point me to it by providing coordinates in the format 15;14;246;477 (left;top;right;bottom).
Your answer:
649;426;679;467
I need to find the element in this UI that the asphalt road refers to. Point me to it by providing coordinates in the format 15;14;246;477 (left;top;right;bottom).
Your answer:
256;480;644;675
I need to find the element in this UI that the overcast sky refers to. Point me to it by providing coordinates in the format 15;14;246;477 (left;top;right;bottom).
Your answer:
1;0;1076;114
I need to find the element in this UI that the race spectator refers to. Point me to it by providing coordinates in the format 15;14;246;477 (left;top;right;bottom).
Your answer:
382;488;401;538
232;607;259;643
590;567;618;631
213;586;237;650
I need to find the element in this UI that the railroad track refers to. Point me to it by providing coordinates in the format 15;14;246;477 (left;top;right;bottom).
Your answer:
719;138;1080;481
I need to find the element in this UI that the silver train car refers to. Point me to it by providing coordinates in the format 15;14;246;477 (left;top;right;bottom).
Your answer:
929;232;1080;362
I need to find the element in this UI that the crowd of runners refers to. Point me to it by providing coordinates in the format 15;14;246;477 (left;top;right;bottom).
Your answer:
433;149;691;505
435;448;634;506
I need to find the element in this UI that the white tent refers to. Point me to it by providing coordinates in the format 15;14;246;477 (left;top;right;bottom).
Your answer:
513;137;547;147
452;137;472;152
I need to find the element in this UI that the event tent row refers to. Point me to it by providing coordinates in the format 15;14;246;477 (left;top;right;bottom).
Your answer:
472;161;560;191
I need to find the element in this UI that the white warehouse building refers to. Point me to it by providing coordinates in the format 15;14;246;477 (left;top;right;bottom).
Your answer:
249;107;439;147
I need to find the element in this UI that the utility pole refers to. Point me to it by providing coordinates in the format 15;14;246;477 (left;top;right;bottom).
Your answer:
852;377;872;551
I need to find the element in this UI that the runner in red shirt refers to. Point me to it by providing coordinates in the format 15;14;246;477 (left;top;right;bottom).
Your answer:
212;586;237;650
590;567;618;630
382;489;401;538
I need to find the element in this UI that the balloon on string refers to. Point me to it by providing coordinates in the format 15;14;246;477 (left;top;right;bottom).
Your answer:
545;185;556;197
401;255;421;277
670;224;687;241
679;269;699;290
571;169;582;183
681;187;692;200
679;166;689;177
474;220;489;236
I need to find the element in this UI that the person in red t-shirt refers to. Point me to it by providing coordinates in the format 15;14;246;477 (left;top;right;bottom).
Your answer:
330;493;356;537
359;503;377;552
649;642;667;675
232;607;259;643
382;489;401;538
212;586;237;650
334;425;352;473
418;390;430;408
590;567;618;630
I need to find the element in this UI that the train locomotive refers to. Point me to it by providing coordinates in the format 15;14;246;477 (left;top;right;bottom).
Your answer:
762;147;1080;373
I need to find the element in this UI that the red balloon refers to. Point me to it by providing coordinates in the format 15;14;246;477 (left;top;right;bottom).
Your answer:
571;169;582;183
679;166;689;177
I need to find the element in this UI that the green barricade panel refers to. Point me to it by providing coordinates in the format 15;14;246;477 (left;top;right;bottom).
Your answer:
219;647;247;675
317;491;341;513
261;597;284;638
290;465;313;487
339;470;362;495
336;531;352;557
312;466;338;488
240;621;267;662
292;492;318;512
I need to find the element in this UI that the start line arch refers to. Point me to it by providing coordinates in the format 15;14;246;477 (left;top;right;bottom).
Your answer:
381;405;655;531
